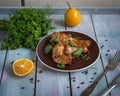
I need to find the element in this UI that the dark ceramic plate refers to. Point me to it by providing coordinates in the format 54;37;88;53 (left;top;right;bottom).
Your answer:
36;31;100;72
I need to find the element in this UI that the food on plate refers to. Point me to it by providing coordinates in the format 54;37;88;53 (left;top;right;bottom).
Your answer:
44;32;91;68
51;32;91;53
52;42;73;64
13;58;34;76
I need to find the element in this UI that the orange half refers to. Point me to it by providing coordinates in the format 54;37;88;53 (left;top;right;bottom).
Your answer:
13;58;34;76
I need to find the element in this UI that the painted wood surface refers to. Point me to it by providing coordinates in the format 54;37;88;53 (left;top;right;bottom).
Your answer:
66;14;108;96
0;13;120;96
0;13;36;96
0;48;36;96
35;15;70;96
92;14;120;96
0;30;7;84
0;14;9;82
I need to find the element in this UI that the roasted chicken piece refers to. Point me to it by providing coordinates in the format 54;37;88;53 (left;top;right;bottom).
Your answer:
51;32;91;53
51;32;70;43
52;32;91;64
52;43;73;64
64;44;78;55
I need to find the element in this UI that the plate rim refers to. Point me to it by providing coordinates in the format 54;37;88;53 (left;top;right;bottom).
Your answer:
36;31;100;72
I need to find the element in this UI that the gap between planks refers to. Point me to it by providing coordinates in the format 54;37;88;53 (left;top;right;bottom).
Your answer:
21;0;25;6
33;56;38;96
0;50;8;85
65;22;73;96
90;14;111;95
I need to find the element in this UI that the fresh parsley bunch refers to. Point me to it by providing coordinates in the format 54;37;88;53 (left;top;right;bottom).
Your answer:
0;8;54;50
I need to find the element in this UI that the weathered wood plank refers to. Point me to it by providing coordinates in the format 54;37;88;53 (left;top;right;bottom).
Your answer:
1;7;120;15
67;14;108;96
1;11;120;96
35;15;70;96
0;14;9;83
66;14;97;39
0;48;36;96
48;15;65;33
92;14;120;96
36;61;70;96
0;30;7;83
0;13;36;95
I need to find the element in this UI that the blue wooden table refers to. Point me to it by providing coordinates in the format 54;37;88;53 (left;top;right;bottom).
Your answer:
0;8;120;96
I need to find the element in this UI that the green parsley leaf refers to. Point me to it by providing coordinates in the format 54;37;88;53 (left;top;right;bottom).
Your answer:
57;64;65;69
44;44;53;54
66;40;75;47
72;48;82;58
82;55;89;62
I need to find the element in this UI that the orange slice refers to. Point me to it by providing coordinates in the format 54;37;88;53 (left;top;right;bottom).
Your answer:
13;58;34;76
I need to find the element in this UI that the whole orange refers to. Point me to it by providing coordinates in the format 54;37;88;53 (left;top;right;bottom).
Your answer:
64;2;82;27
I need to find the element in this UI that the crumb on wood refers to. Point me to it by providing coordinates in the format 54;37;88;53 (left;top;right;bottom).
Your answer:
21;86;25;89
80;82;85;84
38;70;43;73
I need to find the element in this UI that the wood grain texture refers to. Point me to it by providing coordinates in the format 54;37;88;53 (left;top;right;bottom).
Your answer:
66;14;108;96
0;48;36;96
92;14;120;96
0;30;7;84
35;15;71;96
0;14;35;96
0;14;9;84
0;10;120;96
36;61;70;96
67;14;96;38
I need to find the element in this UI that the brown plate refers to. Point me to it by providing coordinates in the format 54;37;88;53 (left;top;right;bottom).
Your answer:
36;31;100;72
